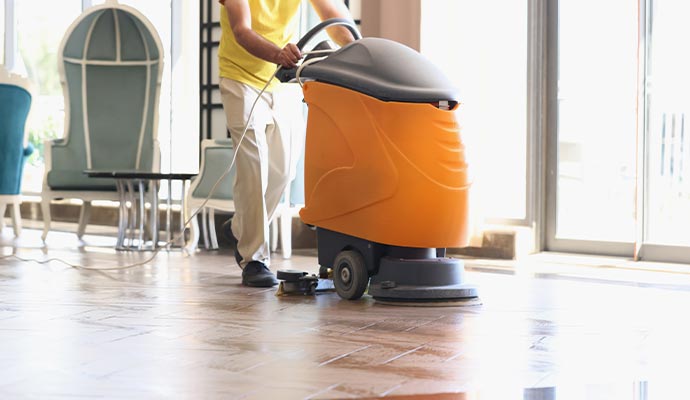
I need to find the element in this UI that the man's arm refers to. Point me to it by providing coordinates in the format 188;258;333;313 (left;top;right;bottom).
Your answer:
220;0;302;68
309;0;357;46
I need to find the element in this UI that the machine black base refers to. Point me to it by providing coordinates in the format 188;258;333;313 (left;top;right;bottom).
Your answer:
374;297;483;307
316;227;480;303
368;256;479;302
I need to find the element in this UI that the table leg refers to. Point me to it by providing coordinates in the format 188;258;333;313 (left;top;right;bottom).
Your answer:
151;180;159;248
201;208;210;249
137;180;145;250
167;179;172;245
116;179;127;250
126;180;136;247
209;208;219;250
178;179;187;247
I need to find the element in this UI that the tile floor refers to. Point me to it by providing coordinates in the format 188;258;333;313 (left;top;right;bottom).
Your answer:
2;227;690;399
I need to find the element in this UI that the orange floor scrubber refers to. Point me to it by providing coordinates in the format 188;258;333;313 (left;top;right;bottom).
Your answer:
278;19;478;304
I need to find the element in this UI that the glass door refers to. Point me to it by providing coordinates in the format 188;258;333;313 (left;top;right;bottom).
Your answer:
546;0;640;255
548;0;690;263
421;0;528;222
639;0;690;261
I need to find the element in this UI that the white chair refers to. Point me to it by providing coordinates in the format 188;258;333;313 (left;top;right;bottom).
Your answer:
0;67;34;236
278;146;306;258
41;0;163;241
186;139;236;251
186;139;294;258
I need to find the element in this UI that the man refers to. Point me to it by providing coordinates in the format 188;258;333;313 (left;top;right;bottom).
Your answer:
218;0;356;287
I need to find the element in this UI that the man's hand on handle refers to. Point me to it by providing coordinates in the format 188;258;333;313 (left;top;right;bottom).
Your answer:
275;43;302;69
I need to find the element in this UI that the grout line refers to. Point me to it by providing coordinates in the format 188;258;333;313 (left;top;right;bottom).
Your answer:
340;321;377;335
236;359;273;373
442;350;465;363
529;335;547;350
318;345;372;367
106;329;155;343
246;288;275;295
380;345;426;365
404;315;446;332
379;383;404;397
304;382;343;400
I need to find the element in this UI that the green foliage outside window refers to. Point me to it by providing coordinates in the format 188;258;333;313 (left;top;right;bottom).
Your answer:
18;35;64;166
14;1;79;168
27;114;60;165
18;40;62;97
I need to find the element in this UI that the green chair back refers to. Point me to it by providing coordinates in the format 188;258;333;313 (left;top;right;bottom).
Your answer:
47;5;162;190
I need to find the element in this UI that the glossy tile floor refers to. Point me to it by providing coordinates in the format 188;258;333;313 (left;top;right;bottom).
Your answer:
2;227;690;399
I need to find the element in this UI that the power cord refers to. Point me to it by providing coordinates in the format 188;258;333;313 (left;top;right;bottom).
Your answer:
1;48;333;272
1;66;280;271
296;56;329;88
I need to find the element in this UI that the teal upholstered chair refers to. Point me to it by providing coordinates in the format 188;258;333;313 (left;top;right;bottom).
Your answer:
185;139;294;257
0;67;34;236
41;0;163;240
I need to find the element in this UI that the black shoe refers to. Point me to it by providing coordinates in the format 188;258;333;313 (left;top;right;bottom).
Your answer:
242;261;279;287
222;218;242;266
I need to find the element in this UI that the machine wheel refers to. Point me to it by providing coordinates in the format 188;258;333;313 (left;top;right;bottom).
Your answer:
333;250;369;300
318;266;331;279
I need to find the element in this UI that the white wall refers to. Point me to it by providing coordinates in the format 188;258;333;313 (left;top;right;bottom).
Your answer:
360;0;420;50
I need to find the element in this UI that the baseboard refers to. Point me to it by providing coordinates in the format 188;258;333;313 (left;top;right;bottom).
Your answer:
451;231;516;259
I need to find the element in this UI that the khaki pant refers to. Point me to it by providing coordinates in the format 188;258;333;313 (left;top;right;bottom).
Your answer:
219;77;298;267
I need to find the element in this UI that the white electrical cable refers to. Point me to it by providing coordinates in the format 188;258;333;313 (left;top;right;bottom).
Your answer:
0;48;334;271
295;55;329;88
0;65;282;271
299;49;336;56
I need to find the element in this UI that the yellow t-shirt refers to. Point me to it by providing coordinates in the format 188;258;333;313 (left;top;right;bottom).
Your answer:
218;0;302;90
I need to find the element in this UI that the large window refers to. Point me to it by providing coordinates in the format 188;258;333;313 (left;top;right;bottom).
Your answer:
0;0;5;62
644;0;690;247
546;0;690;262
421;0;528;221
13;0;82;193
553;0;638;244
3;0;197;197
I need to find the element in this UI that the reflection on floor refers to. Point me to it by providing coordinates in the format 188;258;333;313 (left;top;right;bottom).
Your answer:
2;227;690;399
